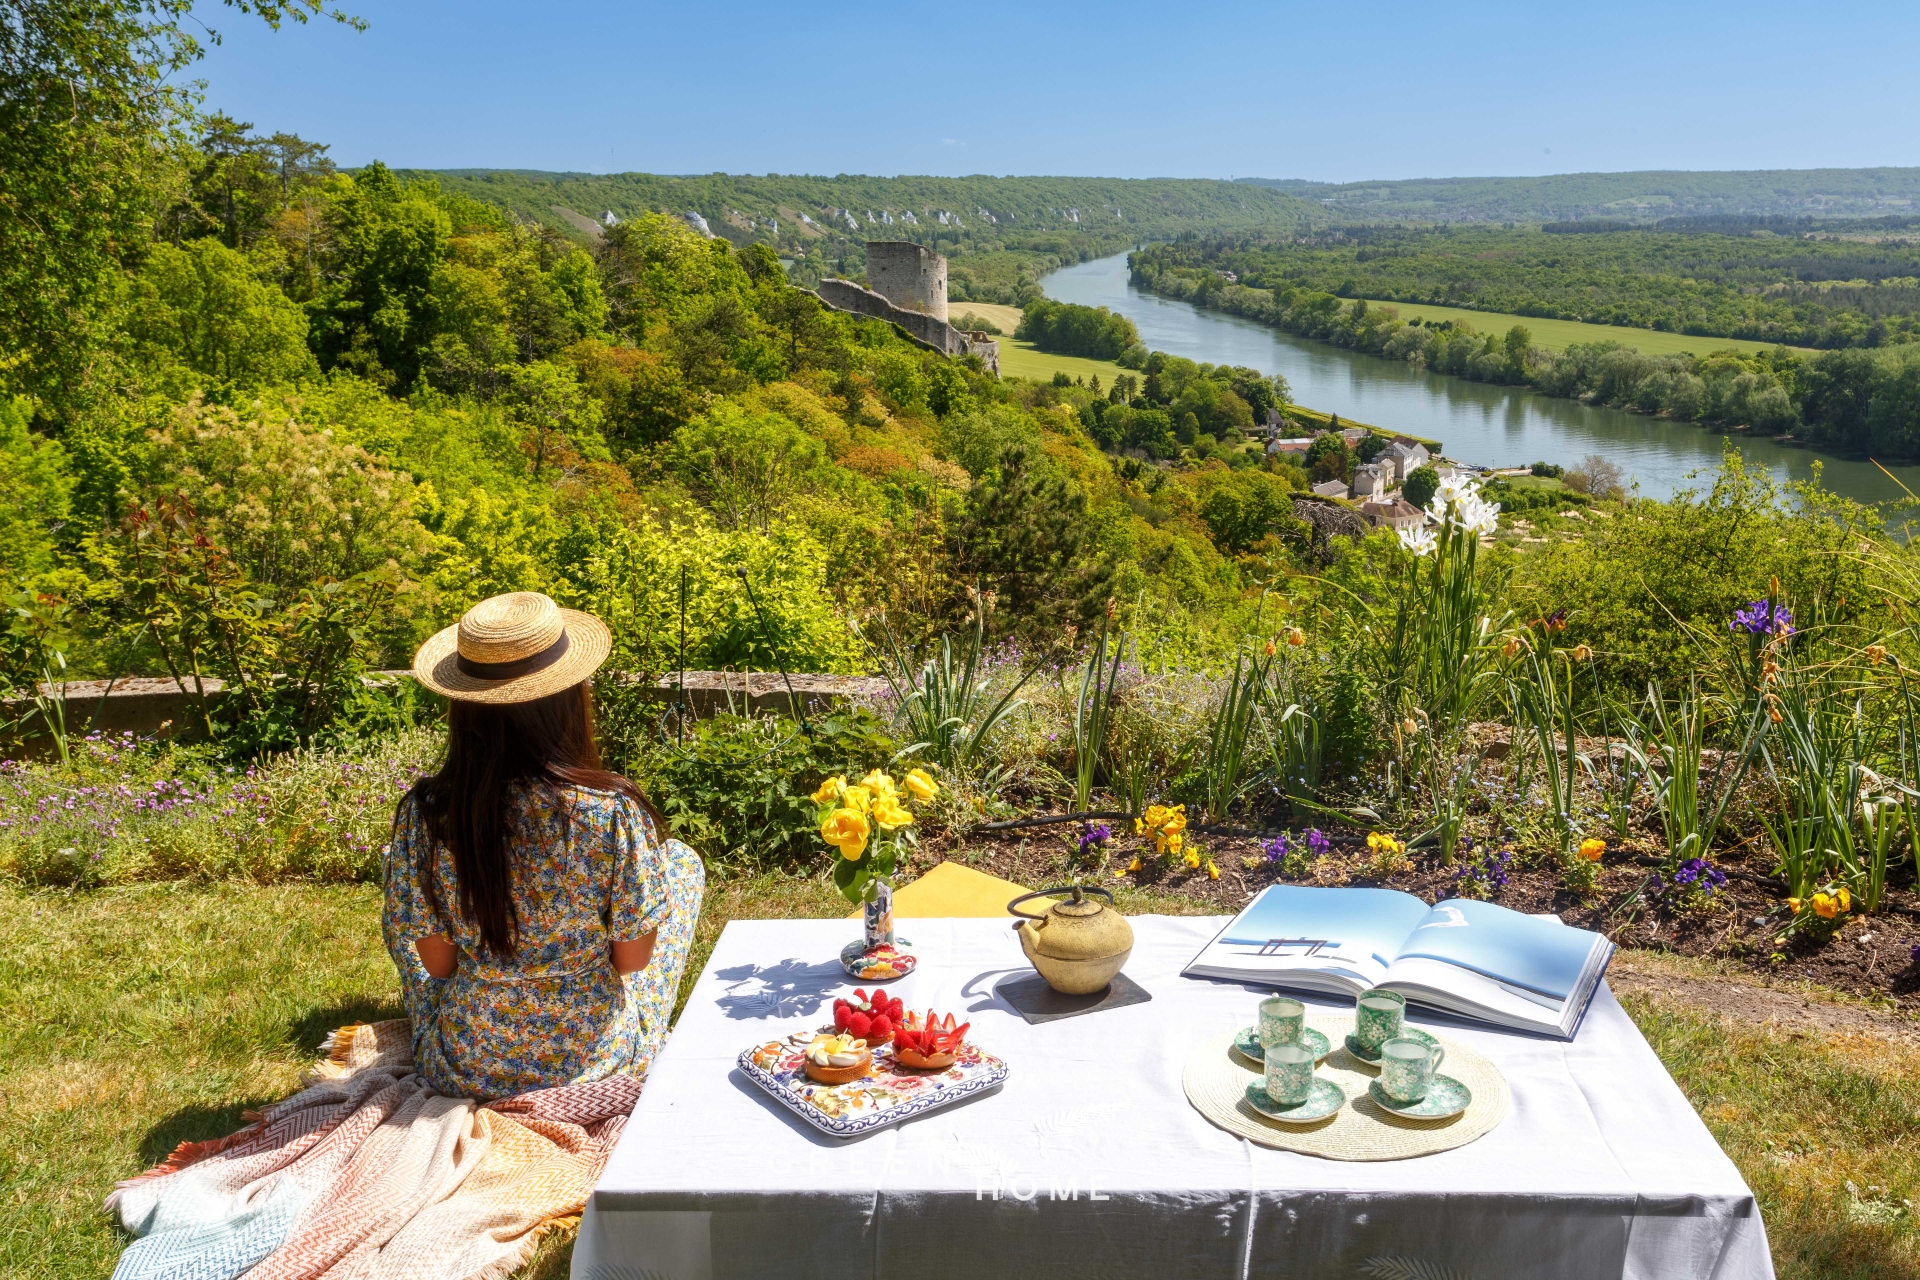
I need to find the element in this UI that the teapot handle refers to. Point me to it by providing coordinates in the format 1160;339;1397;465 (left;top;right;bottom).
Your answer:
1007;885;1115;920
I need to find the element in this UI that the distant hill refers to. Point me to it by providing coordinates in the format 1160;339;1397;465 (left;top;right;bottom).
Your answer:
1236;168;1920;223
398;169;1321;296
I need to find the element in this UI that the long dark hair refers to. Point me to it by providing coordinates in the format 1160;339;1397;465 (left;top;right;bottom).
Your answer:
404;681;656;959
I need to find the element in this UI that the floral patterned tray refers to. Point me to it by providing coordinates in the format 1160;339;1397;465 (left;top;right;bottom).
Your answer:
739;1030;1009;1138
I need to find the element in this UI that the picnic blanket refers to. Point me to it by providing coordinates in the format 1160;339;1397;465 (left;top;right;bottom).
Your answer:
107;1019;641;1280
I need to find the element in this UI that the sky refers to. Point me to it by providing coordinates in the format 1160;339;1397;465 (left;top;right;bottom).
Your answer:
193;0;1920;181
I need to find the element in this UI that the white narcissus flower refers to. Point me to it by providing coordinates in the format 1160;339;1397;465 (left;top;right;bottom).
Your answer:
1398;525;1438;557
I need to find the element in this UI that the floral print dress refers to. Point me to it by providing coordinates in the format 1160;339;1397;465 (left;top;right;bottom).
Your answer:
383;781;704;1101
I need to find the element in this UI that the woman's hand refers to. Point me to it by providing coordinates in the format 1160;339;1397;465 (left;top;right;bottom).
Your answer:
611;931;657;975
415;933;459;980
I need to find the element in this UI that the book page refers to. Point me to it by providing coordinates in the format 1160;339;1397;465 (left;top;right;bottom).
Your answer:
1387;898;1602;1001
1186;885;1431;990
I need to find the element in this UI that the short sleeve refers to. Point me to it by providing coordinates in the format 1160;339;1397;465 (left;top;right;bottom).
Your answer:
382;795;447;945
608;795;669;940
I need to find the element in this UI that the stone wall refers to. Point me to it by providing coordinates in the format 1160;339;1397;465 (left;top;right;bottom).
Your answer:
813;279;999;375
866;241;948;322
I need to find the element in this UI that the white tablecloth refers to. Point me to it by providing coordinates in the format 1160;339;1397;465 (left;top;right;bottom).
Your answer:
575;916;1772;1280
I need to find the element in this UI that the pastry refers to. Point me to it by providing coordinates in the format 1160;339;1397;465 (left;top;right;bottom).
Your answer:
801;1033;873;1085
893;1009;970;1070
834;989;905;1044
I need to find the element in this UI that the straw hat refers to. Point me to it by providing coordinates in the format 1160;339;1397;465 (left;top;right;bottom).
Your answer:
412;592;612;704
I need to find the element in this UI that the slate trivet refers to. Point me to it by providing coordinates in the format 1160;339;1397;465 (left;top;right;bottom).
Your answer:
994;971;1152;1024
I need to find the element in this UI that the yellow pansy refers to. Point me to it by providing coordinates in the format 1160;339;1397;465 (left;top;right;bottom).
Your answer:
1577;838;1605;862
872;796;916;831
841;784;873;815
1206;859;1220;880
1812;892;1837;919
820;807;870;860
1787;897;1802;913
1184;846;1200;869
903;768;939;803
1836;887;1852;913
812;775;847;806
1366;831;1405;856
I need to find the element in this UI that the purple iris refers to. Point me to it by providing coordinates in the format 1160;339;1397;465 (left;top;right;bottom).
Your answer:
1731;600;1793;638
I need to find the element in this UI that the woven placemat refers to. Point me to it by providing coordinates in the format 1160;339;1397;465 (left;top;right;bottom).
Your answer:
1183;1013;1509;1161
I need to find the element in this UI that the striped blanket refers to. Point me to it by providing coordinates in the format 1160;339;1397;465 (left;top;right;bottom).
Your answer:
107;1020;640;1280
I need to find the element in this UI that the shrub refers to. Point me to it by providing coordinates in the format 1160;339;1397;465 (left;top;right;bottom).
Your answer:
627;708;898;867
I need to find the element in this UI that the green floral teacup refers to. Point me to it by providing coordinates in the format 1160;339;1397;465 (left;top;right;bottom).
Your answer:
1355;989;1406;1053
1258;995;1306;1050
1263;1040;1316;1105
1379;1035;1447;1103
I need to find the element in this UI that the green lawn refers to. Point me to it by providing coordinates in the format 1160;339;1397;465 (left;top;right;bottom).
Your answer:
6;878;1912;1279
1361;297;1806;357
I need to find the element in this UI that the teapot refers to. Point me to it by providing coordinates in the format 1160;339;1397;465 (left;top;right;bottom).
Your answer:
1008;885;1134;995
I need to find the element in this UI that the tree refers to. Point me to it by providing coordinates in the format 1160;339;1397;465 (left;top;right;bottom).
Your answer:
1305;433;1350;484
1563;454;1626;501
125;239;316;387
1194;470;1300;555
1403;464;1440;511
0;0;358;412
664;404;833;532
947;445;1111;642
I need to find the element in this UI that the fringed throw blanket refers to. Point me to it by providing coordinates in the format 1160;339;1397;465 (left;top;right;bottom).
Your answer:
107;1020;641;1280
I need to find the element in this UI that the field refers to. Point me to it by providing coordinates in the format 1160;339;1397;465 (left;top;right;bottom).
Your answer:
12;874;1920;1280
947;302;1153;387
1359;298;1801;357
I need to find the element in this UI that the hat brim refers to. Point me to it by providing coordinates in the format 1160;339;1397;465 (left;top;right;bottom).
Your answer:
412;610;613;704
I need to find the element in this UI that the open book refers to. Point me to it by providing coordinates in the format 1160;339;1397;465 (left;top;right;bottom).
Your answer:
1183;885;1614;1039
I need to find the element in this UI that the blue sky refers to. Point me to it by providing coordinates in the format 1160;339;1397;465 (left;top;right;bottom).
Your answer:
193;0;1920;180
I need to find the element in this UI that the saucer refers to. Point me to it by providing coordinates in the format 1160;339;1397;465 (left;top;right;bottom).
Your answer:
1343;1025;1439;1065
839;938;916;981
1245;1076;1346;1124
1368;1074;1472;1120
1233;1025;1331;1065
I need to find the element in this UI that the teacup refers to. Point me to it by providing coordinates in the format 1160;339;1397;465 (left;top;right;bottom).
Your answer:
1355;989;1406;1053
1264;1040;1316;1105
1258;995;1306;1049
1378;1036;1447;1103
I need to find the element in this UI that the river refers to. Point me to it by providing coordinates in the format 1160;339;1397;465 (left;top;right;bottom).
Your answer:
1041;253;1920;505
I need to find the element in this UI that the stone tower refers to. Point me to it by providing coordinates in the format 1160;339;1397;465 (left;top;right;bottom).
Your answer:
866;241;948;323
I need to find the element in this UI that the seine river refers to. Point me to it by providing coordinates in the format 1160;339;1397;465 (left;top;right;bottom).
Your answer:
1042;253;1920;506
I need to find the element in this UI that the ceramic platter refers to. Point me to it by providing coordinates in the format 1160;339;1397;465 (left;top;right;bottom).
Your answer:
1367;1075;1473;1120
839;938;917;981
740;1033;1007;1138
1245;1077;1346;1124
1343;1025;1440;1066
1232;1025;1332;1065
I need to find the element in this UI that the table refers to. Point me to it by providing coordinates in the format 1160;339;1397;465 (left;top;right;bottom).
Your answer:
574;916;1773;1280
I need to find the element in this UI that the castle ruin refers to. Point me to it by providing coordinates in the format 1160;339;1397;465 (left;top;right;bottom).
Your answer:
813;241;998;376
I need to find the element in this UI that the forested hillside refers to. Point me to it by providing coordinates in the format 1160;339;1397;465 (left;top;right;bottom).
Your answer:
1240;168;1920;223
409;169;1320;297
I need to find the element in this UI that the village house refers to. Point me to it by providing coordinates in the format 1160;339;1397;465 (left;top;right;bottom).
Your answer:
1361;495;1424;531
1266;437;1313;459
1350;463;1389;501
1311;479;1350;500
1380;437;1432;481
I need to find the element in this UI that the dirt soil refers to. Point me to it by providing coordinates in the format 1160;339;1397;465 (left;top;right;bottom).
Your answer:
914;816;1920;1015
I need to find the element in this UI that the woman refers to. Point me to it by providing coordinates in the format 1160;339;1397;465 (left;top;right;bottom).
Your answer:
383;591;704;1100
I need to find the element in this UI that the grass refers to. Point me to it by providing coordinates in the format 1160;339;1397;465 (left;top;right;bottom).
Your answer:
945;301;1144;387
8;874;1913;1279
1361;297;1807;358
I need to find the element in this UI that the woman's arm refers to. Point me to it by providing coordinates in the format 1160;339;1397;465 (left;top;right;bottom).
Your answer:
415;933;458;980
611;931;657;975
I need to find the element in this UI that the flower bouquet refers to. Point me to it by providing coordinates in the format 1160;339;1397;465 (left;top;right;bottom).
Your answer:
816;766;939;980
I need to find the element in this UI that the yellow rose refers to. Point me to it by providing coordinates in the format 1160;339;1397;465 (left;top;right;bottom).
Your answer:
903;767;939;803
859;769;898;801
812;775;847;806
872;796;916;831
820;807;870;860
841;784;872;815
